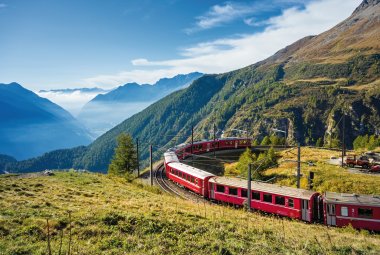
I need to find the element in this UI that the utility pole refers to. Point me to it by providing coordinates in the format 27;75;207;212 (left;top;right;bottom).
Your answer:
150;144;153;186
308;171;314;190
136;138;139;177
297;144;301;189
213;123;216;158
191;126;194;162
341;113;346;167
247;164;252;212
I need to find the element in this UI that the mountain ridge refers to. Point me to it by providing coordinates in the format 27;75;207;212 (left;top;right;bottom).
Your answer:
0;82;92;160
77;72;203;138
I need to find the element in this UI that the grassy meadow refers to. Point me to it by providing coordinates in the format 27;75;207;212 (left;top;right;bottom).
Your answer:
0;171;380;255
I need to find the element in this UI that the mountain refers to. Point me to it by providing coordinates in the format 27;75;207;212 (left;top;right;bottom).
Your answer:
4;0;380;173
0;82;93;160
77;72;203;137
39;87;109;94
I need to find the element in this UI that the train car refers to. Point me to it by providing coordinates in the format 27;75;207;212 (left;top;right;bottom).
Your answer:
177;138;252;159
164;152;179;178
218;137;251;150
166;162;215;197
323;192;380;231
208;177;321;222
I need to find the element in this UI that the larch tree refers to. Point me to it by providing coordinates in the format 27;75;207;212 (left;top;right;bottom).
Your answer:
108;133;137;178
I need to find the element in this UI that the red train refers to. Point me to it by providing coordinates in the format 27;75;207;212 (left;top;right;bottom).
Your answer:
164;138;380;231
172;137;251;159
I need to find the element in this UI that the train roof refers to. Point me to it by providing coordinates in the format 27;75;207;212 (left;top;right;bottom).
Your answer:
324;191;380;207
209;176;318;200
170;137;251;150
164;152;179;164
167;162;215;180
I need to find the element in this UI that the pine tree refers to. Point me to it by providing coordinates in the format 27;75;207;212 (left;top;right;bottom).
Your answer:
315;137;323;147
237;148;257;177
269;135;280;145
108;133;137;177
368;135;377;150
260;136;271;145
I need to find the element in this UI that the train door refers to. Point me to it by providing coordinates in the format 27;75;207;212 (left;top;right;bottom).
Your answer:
326;203;336;226
209;183;215;199
301;200;310;221
207;143;211;152
235;141;238;149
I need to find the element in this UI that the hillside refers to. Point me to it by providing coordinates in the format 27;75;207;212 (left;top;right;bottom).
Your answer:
0;172;379;254
0;83;92;160
4;0;380;173
77;72;203;137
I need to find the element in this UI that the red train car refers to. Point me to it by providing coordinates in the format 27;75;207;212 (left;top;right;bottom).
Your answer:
324;192;380;231
208;177;321;222
164;152;180;178
166;162;215;197
175;138;251;159
218;137;251;150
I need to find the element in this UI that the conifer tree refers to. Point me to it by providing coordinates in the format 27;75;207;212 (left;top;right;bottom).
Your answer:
108;133;137;177
237;148;257;177
260;136;271;145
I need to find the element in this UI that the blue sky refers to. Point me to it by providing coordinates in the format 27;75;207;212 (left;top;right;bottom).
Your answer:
0;0;361;91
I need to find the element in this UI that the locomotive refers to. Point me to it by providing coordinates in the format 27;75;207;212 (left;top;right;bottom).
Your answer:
163;138;380;231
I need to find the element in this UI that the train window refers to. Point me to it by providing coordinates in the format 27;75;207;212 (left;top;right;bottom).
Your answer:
327;204;335;215
241;189;247;198
252;191;260;200
191;177;195;183
229;188;238;196
187;175;191;181
288;199;294;208
341;207;348;217
358;208;373;218
216;185;225;193
195;179;198;185
263;194;272;203
275;196;285;205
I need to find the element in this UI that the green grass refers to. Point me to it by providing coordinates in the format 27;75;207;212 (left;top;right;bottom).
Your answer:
0;171;380;254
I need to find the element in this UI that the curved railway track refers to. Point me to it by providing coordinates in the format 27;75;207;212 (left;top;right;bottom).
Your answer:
154;163;209;203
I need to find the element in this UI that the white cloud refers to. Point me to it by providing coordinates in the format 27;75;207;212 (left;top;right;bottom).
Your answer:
0;3;6;8
83;0;361;87
186;2;256;33
37;90;107;116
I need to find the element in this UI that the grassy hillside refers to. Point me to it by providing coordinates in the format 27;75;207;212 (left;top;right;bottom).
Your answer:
1;172;379;255
225;147;380;195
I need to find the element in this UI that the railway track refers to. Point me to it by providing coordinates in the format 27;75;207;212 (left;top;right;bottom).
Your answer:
154;163;208;203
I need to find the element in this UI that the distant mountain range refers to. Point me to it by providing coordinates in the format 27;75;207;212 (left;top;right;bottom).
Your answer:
77;72;203;137
39;87;109;94
0;83;93;160
3;0;380;173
